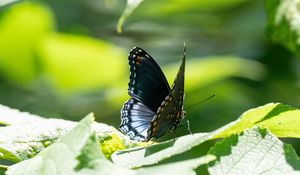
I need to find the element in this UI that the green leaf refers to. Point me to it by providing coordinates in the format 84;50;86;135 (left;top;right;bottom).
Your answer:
135;155;216;175
7;114;214;175
111;120;238;168
0;117;86;162
75;133;215;175
265;0;300;58
73;136;215;175
112;103;300;168
215;103;300;138
117;0;143;33
6;114;96;175
0;106;126;162
208;127;300;175
0;104;44;126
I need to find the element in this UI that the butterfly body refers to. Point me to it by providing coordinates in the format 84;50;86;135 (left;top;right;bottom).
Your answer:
120;46;186;142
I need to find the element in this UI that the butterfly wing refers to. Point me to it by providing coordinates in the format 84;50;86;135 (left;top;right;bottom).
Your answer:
120;98;155;141
147;47;186;141
128;47;171;112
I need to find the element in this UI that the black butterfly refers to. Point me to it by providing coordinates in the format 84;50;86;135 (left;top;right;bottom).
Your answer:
120;46;186;142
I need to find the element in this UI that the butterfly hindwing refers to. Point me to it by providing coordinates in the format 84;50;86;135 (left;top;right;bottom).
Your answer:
147;48;185;141
120;98;155;141
128;47;171;112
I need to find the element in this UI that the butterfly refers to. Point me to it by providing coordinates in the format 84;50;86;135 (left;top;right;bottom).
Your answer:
120;46;186;142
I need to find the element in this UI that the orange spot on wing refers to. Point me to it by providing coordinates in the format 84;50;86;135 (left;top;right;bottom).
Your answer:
136;56;142;65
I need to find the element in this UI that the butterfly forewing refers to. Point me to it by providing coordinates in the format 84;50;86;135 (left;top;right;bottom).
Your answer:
147;48;185;141
128;47;171;112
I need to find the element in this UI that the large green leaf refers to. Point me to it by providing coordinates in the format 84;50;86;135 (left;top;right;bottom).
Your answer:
208;127;300;175
0;116;122;163
6;114;215;175
112;103;300;168
265;0;300;58
0;105;128;162
111;120;238;168
6;114;97;175
216;103;300;138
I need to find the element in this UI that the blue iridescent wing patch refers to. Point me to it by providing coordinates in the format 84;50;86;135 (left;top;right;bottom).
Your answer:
120;98;155;141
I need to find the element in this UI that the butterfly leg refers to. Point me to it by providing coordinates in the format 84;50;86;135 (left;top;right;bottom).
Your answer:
172;130;177;141
186;120;193;135
176;120;193;135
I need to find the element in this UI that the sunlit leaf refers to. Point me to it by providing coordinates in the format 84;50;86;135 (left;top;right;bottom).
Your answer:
0;104;44;125
112;102;300;168
111;120;238;168
215;103;300;138
208;127;300;175
117;0;143;33
135;155;215;175
6;114;97;175
6;114;215;175
265;0;300;58
0;105;128;162
0;116;121;162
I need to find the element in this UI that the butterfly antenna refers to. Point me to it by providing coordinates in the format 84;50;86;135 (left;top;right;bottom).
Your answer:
185;94;215;110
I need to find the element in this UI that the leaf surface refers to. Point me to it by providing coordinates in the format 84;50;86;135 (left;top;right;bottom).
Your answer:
208;127;300;175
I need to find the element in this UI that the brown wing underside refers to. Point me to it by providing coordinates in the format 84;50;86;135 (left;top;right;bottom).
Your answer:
147;47;186;141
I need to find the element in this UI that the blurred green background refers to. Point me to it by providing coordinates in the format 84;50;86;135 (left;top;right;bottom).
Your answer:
0;0;299;147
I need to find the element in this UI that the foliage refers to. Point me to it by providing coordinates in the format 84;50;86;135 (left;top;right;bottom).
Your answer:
5;113;214;175
0;103;300;174
265;0;300;59
209;127;300;175
0;0;300;175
